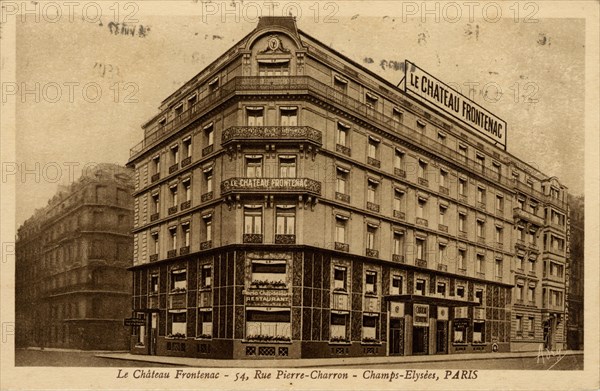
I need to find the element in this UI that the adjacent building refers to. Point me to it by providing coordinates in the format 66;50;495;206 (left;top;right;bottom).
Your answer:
126;17;570;359
566;194;584;350
15;164;134;351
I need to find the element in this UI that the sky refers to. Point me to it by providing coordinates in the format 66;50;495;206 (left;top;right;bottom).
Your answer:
10;1;586;227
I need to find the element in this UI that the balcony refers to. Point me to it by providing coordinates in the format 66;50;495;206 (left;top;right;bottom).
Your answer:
367;157;381;168
335;192;350;203
202;144;214;156
332;292;349;311
335;144;351;156
335;242;349;252
169;163;179;174
201;192;213;202
180;200;191;210
439;186;449;196
168;292;187;309
150;213;159;222
274;234;296;244
243;234;263;244
181;156;192;167
513;207;544;227
418;177;429;187
151;173;160;183
366;248;379;258
149;254;158;262
392;254;405;263
200;240;212;250
415;259;427;268
168;206;178;215
416;217;428;227
167;249;177;258
222;126;322;147
393;210;405;220
180;246;190;256
438;224;448;232
221;178;321;196
366;202;380;213
394;168;406;178
437;264;448;272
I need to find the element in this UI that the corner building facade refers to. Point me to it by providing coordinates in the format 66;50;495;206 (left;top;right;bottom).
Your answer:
127;17;569;359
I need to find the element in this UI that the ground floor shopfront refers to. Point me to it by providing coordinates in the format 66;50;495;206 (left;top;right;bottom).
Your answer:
129;246;513;359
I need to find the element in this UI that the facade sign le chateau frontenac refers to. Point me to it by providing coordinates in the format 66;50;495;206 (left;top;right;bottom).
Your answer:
123;16;570;360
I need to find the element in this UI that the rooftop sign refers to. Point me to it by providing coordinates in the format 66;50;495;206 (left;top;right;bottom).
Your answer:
404;60;507;150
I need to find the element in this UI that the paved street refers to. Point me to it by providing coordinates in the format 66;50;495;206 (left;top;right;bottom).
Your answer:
15;349;175;367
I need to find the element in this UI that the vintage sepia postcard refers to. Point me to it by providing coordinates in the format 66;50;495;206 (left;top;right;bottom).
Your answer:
1;1;598;390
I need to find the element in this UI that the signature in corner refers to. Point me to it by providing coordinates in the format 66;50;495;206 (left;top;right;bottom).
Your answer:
536;344;567;369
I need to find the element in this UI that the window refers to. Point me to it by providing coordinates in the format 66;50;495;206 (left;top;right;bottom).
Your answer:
183;179;191;202
246;107;264;126
415;238;425;260
333;75;348;92
516;282;524;301
416;119;426;132
187;94;197;107
458;178;467;196
170;269;187;292
476;254;484;273
393;107;403;123
198;310;212;337
258;61;289;76
391;276;403;295
333;266;347;291
336;167;349;195
169;226;177;250
527;286;535;303
453;321;467;343
366;226;377;250
476;153;485;169
439;170;448;188
436;282;446;296
415;278;426;295
458;212;466;232
495;225;503;243
279;155;296;178
204;215;212;241
517;197;525;209
365;271;377;294
330;313;349;341
367;179;378;204
527;317;534;334
153;155;160;175
152;193;160;214
208;76;219;92
492;162;501;177
245;155;263;178
275;207;296;235
204;123;214;146
362;315;378;340
170;144;179;165
365;92;378;109
200;265;212;288
473;321;484;343
394;149;404;170
203;167;213;194
280;107;297;126
151;232;159;255
495;194;504;210
246;309;291;340
393;232;404;256
168;311;186;337
437;132;447;145
182;223;190;247
337;122;349;147
476;219;485;237
475;289;483;304
251;260;286;286
183;136;192;159
169;184;178;207
416;198;426;218
495;258;503;277
367;137;379;159
516;315;523;333
150;274;159;294
517;225;525;241
335;216;347;244
393;189;404;213
458;144;468;159
516;255;524;270
456;285;465;298
418;160;428;178
550;262;564;278
439;205;446;225
458;249;466;270
244;207;262;235
477;187;486;203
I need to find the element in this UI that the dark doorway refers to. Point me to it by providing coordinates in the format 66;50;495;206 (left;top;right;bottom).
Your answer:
389;318;404;356
149;312;158;355
436;321;448;354
412;326;428;355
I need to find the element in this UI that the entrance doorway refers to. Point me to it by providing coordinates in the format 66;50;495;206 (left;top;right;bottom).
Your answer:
543;319;553;350
389;318;404;356
436;321;448;354
412;326;428;355
149;312;158;355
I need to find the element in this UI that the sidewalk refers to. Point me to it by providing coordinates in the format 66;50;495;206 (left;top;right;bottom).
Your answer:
95;350;583;368
22;347;129;354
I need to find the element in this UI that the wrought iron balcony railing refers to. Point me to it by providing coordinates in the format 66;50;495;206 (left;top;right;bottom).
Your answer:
274;234;296;244
222;126;322;146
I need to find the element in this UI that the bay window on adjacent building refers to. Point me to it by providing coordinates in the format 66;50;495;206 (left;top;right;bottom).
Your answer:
278;155;296;178
246;309;291;340
280;106;297;126
246;107;264;126
245;155;263;178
